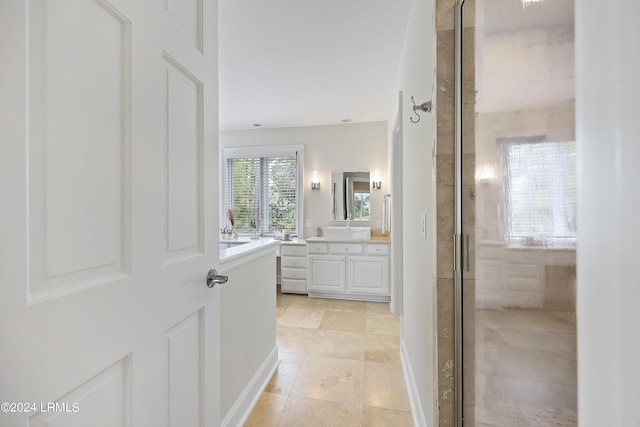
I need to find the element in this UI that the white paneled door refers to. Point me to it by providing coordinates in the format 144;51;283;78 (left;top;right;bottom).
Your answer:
0;1;220;426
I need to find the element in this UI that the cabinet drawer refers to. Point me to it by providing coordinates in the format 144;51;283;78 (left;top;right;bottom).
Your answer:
365;243;389;256
280;244;306;256
329;243;363;255
281;279;307;293
281;256;306;268
307;242;328;254
282;267;307;280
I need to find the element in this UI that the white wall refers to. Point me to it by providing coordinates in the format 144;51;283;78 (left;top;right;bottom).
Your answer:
477;23;574;114
394;0;437;425
220;252;278;425
576;1;640;426
221;122;389;238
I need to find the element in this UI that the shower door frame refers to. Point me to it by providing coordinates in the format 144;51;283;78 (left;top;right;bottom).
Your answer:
454;1;466;426
453;2;579;425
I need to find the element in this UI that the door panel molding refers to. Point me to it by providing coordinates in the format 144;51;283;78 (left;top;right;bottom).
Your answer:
162;52;204;264
27;0;132;303
28;354;132;427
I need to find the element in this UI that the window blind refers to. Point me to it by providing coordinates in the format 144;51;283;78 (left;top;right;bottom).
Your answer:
225;154;298;234
499;136;576;246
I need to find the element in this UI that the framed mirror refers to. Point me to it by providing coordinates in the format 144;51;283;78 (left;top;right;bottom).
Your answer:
331;171;371;221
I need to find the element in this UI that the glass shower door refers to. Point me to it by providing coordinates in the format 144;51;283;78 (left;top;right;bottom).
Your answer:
458;0;577;425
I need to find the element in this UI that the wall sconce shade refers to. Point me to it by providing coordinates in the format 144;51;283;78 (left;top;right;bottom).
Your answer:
475;163;495;184
311;170;320;190
372;168;382;190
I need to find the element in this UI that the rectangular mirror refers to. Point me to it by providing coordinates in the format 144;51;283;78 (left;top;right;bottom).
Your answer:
331;171;370;221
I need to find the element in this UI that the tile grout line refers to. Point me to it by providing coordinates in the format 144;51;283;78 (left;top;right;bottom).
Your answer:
270;291;409;426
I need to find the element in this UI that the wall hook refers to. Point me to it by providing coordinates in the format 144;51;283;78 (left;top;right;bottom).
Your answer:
410;96;432;123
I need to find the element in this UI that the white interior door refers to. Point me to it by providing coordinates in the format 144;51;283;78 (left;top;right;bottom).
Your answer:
0;1;220;426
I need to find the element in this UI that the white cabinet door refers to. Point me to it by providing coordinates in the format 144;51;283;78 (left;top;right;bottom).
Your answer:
0;1;220;426
308;255;346;293
347;256;390;296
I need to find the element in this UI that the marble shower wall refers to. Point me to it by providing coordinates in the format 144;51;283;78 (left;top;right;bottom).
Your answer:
435;0;476;425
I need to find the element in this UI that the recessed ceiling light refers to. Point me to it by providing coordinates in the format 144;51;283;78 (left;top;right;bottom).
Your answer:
341;119;351;123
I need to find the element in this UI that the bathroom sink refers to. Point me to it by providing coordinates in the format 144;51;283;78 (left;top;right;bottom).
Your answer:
323;226;371;240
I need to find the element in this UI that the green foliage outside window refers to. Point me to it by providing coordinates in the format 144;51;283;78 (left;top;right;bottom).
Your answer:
227;155;297;234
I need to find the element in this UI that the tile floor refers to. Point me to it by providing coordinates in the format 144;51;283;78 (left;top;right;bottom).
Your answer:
470;308;577;426
244;288;414;427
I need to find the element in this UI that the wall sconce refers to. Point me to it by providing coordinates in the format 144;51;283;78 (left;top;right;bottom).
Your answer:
311;170;320;190
475;163;495;185
372;168;382;190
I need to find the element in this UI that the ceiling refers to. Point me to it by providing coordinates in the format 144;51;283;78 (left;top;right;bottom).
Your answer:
218;0;413;131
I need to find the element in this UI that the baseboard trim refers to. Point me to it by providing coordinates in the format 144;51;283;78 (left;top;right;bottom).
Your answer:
401;338;428;427
221;345;279;427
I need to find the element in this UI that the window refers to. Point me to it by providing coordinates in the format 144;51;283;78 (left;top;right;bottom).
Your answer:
499;136;576;247
352;181;371;221
223;146;303;236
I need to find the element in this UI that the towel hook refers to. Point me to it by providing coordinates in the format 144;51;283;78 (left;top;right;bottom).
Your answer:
410;96;432;123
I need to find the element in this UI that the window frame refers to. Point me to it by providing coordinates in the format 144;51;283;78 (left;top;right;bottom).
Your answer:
222;145;304;238
352;190;371;221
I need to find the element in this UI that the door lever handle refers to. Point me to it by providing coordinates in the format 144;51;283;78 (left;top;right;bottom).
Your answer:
206;269;228;288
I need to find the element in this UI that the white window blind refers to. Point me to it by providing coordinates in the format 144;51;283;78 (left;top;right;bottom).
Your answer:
499;136;576;247
225;153;298;234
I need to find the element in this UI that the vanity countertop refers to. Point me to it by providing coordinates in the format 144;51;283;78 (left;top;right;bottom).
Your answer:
278;238;307;245
305;236;390;243
219;237;281;274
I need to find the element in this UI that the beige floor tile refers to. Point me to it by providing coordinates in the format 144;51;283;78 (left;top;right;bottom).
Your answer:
471;308;577;425
364;362;411;411
276;291;300;309
291;356;365;405
244;392;288;427
363;406;414;427
475;399;577;426
479;308;575;333
319;311;367;333
366;312;400;336
366;301;392;314
276;397;362;427
276;325;317;354
480;373;577;410
277;308;325;329
265;292;415;426
308;330;365;360
289;297;331;310
327;299;367;313
265;352;307;395
478;342;576;385
364;333;401;364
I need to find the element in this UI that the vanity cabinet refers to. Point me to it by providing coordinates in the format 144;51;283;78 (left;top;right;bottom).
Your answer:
347;256;389;296
280;241;307;294
307;241;390;301
307;255;345;293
